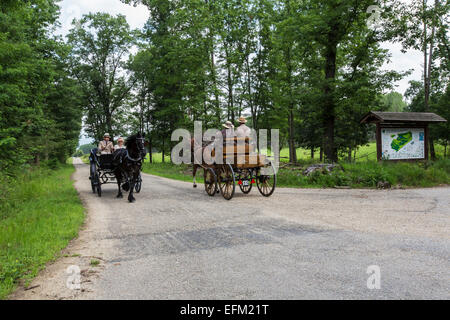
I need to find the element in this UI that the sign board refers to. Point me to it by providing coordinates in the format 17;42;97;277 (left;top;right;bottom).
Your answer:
380;128;425;160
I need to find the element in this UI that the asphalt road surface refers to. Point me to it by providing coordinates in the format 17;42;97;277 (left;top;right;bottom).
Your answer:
14;159;450;299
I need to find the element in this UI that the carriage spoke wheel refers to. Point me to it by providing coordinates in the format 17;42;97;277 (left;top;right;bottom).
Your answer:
134;173;142;193
204;168;217;196
218;164;235;200
238;169;253;194
256;162;276;197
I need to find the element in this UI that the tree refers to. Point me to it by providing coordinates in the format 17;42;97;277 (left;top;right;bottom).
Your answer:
388;0;450;159
433;85;450;157
0;0;82;172
119;0;417;165
67;13;136;142
381;92;407;112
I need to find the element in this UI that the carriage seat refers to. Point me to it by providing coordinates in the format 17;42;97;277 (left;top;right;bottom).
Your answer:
99;154;115;170
223;136;252;145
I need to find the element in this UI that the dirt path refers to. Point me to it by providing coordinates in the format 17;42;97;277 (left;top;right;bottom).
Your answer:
11;159;450;299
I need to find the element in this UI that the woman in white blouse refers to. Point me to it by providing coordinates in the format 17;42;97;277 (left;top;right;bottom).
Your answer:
114;137;126;150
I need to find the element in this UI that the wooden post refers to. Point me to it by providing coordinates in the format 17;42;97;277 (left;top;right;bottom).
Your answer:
376;123;382;161
424;124;429;161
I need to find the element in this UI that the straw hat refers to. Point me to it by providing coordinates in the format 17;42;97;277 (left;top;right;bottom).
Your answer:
225;120;234;128
104;133;111;138
222;123;230;129
238;116;247;124
117;137;124;142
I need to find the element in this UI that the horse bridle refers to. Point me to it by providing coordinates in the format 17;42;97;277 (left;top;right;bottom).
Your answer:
126;136;146;164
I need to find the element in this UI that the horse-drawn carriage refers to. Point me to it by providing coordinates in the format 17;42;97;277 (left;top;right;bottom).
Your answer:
89;148;142;197
195;137;276;200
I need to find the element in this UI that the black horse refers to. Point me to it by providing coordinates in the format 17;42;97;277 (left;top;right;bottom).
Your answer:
113;133;146;202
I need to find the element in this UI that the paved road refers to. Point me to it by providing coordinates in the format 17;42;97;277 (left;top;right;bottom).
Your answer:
15;159;450;299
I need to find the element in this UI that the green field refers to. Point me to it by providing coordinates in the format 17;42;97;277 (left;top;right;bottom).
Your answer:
0;165;85;299
141;143;450;189
278;143;448;163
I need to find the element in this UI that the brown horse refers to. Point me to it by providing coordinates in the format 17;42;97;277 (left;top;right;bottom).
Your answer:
191;137;222;189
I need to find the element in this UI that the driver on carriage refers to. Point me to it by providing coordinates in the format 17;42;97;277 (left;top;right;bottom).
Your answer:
98;133;114;155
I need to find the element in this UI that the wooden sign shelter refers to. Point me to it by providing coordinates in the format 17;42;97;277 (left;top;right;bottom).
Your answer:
360;112;447;161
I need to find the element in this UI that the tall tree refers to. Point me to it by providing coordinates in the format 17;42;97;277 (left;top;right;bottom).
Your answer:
0;0;81;171
67;13;136;142
388;0;449;159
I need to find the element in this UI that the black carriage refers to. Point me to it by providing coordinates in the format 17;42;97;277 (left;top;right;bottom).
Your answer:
201;137;276;200
89;148;142;197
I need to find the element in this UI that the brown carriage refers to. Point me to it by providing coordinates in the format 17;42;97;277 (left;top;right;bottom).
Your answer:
199;137;276;200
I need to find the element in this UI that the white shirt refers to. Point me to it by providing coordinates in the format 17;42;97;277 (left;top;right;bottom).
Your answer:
235;124;251;137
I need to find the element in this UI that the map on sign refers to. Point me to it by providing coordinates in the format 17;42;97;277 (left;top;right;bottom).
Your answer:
381;128;425;160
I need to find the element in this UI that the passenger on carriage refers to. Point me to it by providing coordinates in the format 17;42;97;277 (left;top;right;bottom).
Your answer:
220;121;235;138
98;133;114;155
235;116;251;138
114;137;126;150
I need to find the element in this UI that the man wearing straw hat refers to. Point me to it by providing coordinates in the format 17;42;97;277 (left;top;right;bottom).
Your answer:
98;133;114;154
235;116;251;138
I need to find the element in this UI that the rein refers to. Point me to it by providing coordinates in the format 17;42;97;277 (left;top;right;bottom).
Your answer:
126;152;142;163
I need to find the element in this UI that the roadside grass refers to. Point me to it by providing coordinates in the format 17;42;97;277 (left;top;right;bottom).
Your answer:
279;143;447;163
142;162;205;184
145;142;445;164
90;259;100;267
141;157;450;189
80;154;90;164
0;164;85;299
276;159;450;188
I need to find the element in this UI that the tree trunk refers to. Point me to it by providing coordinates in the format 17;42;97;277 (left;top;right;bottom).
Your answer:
224;44;234;123
105;108;113;138
285;43;297;164
323;35;338;162
348;147;352;163
288;108;297;164
162;139;165;163
320;147;323;162
423;0;437;160
149;135;153;164
311;147;314;159
207;11;220;123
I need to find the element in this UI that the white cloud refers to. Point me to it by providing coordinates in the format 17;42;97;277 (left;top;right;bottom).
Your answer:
381;42;423;96
56;0;149;36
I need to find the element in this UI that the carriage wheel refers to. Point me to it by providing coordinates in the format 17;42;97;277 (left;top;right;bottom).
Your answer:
90;163;97;193
256;162;276;197
204;168;217;196
238;169;253;194
135;173;142;193
97;180;102;197
95;172;102;197
218;164;235;200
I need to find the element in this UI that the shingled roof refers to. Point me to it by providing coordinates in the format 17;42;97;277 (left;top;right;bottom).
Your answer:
360;111;447;124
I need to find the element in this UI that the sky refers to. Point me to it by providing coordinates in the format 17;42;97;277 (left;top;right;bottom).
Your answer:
57;0;424;146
